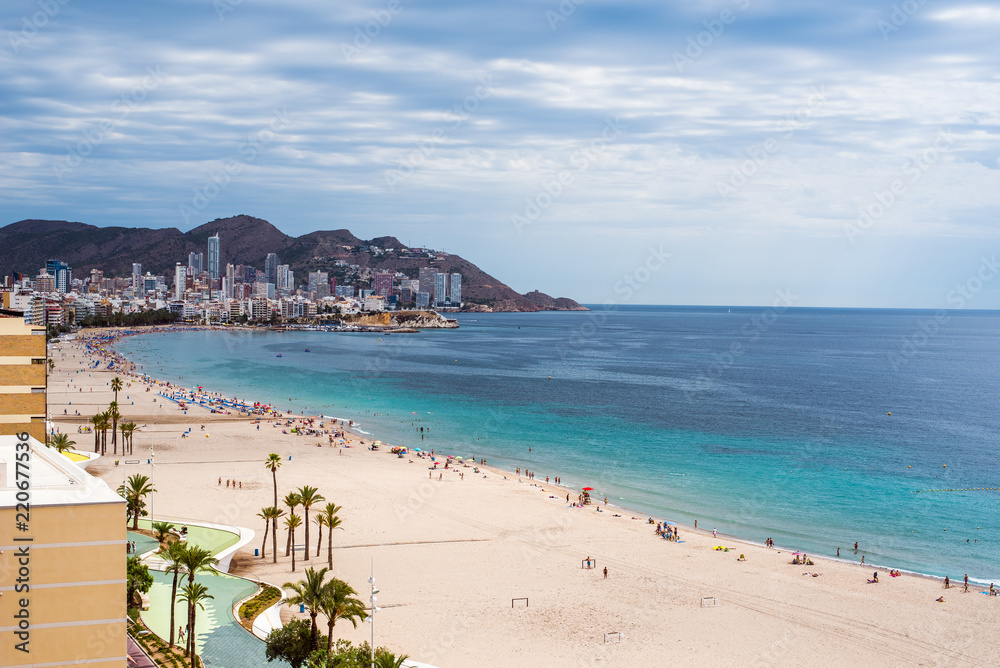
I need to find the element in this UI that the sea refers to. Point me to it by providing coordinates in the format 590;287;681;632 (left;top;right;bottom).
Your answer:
114;306;1000;583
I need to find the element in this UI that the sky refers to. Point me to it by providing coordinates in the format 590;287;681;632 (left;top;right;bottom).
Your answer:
2;0;999;308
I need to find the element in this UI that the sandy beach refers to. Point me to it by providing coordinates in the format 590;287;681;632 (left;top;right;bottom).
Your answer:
49;328;1000;667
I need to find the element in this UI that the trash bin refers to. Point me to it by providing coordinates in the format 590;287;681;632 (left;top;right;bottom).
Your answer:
299;604;305;613
255;548;259;556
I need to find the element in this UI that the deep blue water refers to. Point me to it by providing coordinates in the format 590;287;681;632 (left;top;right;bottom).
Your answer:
115;306;1000;582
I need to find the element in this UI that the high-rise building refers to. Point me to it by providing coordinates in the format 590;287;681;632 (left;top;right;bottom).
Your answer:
0;434;126;668
0;312;46;441
276;264;290;290
450;273;462;305
226;263;236;298
308;271;330;298
334;285;354;298
174;263;186;300
418;267;437;298
373;271;393;298
265;253;279;286
188;251;204;274
45;260;71;293
416;291;430;309
132;263;142;290
207;233;221;279
33;271;55;294
434;273;447;306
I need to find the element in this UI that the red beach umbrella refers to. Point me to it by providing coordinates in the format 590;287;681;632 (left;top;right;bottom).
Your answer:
582;487;594;491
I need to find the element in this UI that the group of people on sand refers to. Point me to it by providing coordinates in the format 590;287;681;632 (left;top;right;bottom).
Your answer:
655;522;680;541
219;477;242;489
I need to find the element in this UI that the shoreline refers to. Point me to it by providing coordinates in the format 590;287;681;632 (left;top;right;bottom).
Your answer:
48;327;1000;666
87;325;992;587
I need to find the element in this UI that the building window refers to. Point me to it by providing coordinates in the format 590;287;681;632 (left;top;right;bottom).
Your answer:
31;387;45;393
32;358;45;364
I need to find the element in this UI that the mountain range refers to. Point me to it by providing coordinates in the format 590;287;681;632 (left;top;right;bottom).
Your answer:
0;215;587;312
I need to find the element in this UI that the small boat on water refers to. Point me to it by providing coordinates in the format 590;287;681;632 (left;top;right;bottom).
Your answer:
304;349;310;352
276;354;282;358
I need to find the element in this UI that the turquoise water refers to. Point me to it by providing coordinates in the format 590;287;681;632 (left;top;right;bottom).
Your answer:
115;307;1000;583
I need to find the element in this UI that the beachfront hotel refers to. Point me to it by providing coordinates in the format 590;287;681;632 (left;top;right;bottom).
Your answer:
0;311;47;443
0;434;127;667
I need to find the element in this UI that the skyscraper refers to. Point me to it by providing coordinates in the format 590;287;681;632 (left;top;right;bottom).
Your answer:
174;263;186;300
188;251;204;274
450;273;462;305
265;253;279;286
226;263;236;298
308;271;329;298
373;271;393;297
132;263;142;291
45;259;71;293
434;273;446;306
207;233;221;279
418;267;437;298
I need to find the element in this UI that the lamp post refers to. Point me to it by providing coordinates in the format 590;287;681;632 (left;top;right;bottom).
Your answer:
368;559;379;668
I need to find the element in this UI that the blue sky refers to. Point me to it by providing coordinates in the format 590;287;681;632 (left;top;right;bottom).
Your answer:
2;0;999;307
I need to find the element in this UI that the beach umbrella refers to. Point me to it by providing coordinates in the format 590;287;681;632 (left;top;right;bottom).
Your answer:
414;448;421;452
582;487;594;491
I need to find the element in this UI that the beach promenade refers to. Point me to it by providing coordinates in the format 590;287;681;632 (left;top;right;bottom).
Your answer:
49;329;1000;667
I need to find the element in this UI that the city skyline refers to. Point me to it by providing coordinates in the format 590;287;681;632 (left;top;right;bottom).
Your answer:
2;2;999;308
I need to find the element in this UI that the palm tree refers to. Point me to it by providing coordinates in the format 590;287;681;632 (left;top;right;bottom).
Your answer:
89;414;101;452
151;521;175;544
178;581;213;663
120;422;138;456
258;506;281;560
374;651;410;668
284;567;328;650
284;513;302;572
108;401;121;455
119;474;154;530
163;542;187;648
177;546;219;657
283;492;302;557
317;577;367;653
94;412;110;456
314;514;326;559
48;432;75;453
111;375;123;404
265;453;282;509
316;503;343;570
297;486;325;562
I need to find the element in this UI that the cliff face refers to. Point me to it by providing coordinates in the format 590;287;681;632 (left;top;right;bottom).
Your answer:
340;310;459;329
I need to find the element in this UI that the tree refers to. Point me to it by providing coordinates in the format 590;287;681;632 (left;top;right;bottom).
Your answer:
284;567;328;651
317;578;367;654
126;556;153;607
315;514;325;559
152;521;175;544
111;375;123;404
265;453;282;509
108;401;121;454
258;506;282;560
373;650;409;668
89;414;101;452
297;486;325;562
121;422;138;455
118;474;154;530
163;542;187;648
284;492;302;556
315;503;343;570
265;618;318;668
94;411;110;456
178;582;213;666
178;546;219;658
285;514;302;571
47;432;75;453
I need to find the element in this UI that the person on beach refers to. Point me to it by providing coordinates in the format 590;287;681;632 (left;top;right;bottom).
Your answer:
944;576;949;588
861;556;865;565
603;566;608;579
713;527;717;538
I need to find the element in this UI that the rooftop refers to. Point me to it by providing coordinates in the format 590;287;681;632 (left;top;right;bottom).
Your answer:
0;435;124;508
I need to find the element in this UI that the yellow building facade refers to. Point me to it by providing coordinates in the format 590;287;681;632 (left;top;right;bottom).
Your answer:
0;434;127;667
0;313;47;443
